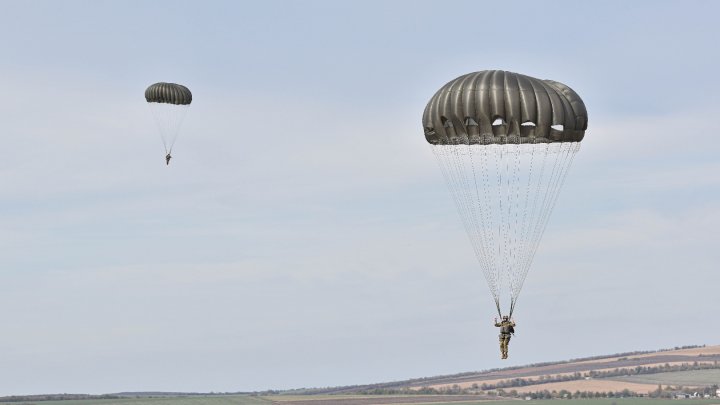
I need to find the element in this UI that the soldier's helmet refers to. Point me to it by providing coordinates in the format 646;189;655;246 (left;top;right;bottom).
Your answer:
502;315;509;320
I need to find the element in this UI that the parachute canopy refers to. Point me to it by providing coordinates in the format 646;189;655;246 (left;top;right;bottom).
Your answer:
423;70;587;145
423;70;587;317
145;82;192;105
145;82;192;156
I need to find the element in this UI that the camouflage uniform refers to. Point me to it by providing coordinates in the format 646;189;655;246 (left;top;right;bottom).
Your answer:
494;318;515;359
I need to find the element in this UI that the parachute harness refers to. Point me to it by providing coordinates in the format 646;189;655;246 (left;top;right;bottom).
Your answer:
432;142;580;317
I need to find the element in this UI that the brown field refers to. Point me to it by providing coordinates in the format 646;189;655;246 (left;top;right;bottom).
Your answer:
424;361;719;390
506;380;660;394
315;345;720;395
521;345;720;368
639;346;720;357
397;345;720;390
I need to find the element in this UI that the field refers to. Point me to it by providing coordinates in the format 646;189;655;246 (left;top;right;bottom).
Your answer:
0;396;271;405
264;395;492;405
406;345;720;395
2;398;720;405
506;380;660;395
607;370;720;386
3;347;719;405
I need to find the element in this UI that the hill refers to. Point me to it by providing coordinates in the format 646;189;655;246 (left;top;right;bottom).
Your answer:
2;345;720;405
289;344;720;396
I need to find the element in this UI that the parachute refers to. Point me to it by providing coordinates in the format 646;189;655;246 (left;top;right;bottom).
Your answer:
422;70;588;317
145;82;192;159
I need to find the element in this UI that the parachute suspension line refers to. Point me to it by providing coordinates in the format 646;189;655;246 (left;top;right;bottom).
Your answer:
494;146;505;306
149;103;189;155
459;145;500;300
432;147;488;277
525;144;573;274
507;144;524;309
512;142;580;309
455;146;492;278
470;145;502;304
467;146;500;296
504;146;515;310
509;145;537;315
433;142;580;318
509;143;562;316
495;143;524;315
447;147;482;271
433;145;500;306
517;143;580;294
499;146;509;302
517;144;563;287
479;145;500;298
516;143;552;290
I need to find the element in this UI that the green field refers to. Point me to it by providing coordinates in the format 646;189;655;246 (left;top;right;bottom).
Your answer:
2;397;719;405
606;369;720;386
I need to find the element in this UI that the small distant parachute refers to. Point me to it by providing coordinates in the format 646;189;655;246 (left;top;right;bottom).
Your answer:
145;82;192;160
422;70;588;317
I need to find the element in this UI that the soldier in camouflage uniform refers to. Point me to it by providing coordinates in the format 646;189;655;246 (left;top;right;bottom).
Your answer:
494;315;515;359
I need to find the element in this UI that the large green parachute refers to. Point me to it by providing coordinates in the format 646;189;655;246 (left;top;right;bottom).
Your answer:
145;82;192;157
423;70;588;317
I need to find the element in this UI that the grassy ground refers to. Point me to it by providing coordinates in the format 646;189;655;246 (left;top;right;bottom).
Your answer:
606;369;720;386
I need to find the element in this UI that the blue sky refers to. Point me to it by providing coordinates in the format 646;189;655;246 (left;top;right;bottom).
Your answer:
0;0;719;396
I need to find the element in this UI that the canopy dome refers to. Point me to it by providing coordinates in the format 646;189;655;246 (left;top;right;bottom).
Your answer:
145;82;192;105
422;70;587;145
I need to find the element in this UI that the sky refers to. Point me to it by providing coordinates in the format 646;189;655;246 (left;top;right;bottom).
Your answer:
0;0;719;396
